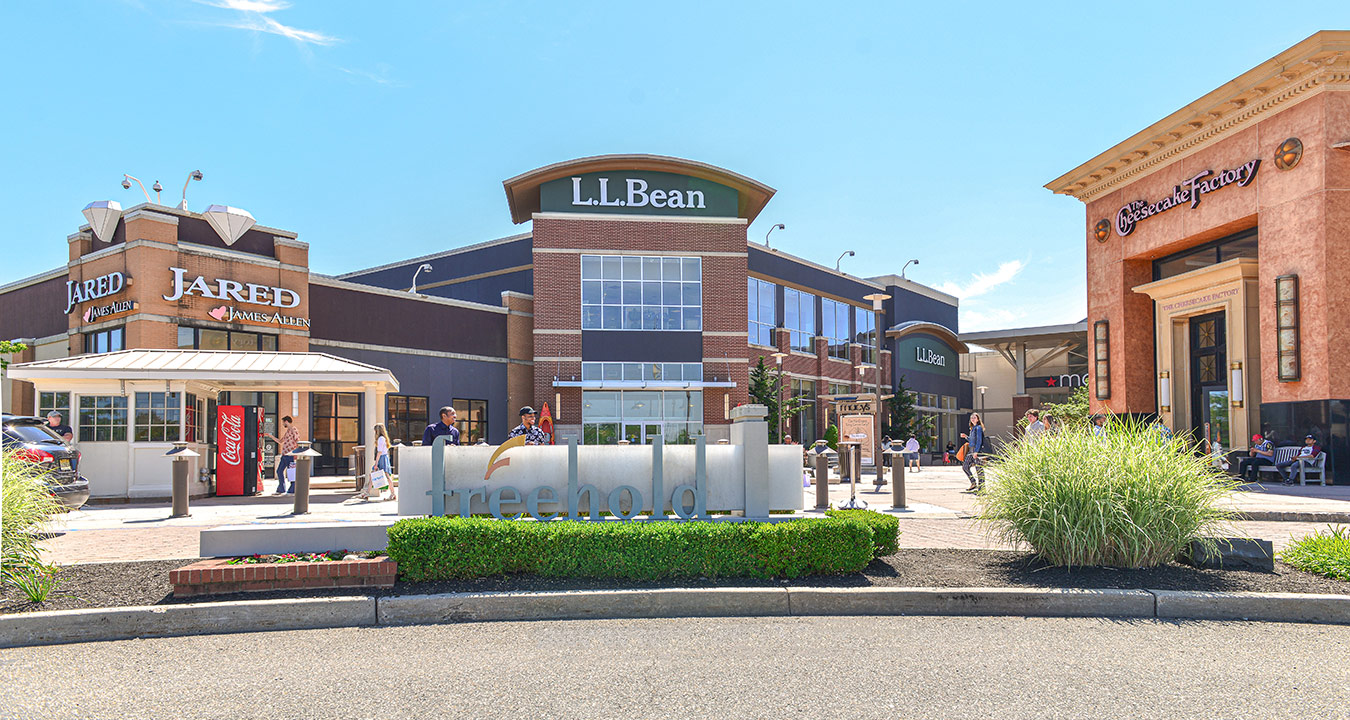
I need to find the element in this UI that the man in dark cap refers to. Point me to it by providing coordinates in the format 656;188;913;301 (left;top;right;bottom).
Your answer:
507;406;550;445
1275;434;1321;486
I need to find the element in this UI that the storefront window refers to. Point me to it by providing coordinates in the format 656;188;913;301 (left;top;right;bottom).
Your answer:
581;390;703;444
78;395;128;442
822;298;850;360
1152;227;1257;281
133;392;181;442
580;362;702;383
784;288;816;353
747;277;775;346
84;327;125;354
179;326;278;351
789;378;817;444
855;306;876;364
311;392;360;475
39;391;71;422
185;393;204;443
386;395;429;444
581;254;701;331
453;399;488;443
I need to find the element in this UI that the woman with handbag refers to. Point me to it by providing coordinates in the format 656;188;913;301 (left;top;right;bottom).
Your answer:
961;412;987;492
361;423;396;501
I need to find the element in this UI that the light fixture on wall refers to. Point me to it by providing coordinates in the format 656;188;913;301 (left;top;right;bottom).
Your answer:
1275;274;1300;382
1230;361;1244;408
554;392;561;422
1158;371;1170;413
1093;320;1110;400
178;170;204;210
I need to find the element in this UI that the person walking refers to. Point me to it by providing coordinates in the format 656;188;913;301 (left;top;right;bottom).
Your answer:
265;415;300;494
361;423;396;501
1024;409;1046;441
903;435;921;473
1090;414;1108;438
962;413;986;491
508;406;550;445
422;406;460;447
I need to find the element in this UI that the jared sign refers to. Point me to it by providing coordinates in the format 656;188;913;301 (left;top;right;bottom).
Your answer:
163;267;301;308
65;272;128;313
539;170;739;218
1114;159;1260;236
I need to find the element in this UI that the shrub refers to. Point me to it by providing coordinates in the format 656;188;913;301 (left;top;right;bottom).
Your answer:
386;517;873;582
977;418;1239;569
825;509;899;557
2;450;63;575
1279;526;1350;582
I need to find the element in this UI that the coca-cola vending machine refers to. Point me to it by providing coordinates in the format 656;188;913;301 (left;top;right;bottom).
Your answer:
216;405;264;496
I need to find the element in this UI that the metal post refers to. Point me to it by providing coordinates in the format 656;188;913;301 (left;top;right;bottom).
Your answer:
292;441;321;515
165;442;200;518
353;445;367;493
840;443;866;509
813;441;830;509
892;452;907;509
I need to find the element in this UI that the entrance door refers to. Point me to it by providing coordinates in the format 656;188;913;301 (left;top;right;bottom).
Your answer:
1189;311;1228;450
622;423;663;444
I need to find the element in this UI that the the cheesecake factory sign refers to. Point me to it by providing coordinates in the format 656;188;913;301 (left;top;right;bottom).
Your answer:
1114;159;1260;237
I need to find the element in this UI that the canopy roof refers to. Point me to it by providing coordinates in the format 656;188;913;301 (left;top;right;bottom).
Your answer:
959;321;1088;350
8;349;399;391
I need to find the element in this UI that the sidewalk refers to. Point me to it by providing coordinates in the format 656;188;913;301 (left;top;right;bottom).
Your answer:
37;465;1350;565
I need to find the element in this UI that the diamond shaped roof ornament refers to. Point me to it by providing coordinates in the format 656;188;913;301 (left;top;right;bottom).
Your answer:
202;205;256;246
82;200;123;243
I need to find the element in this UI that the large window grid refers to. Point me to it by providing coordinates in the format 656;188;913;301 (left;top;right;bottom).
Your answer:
134;392;182;442
453;399;488;444
855;306;877;365
386;395;429;444
84;327;125;354
581;255;702;331
784;288;816;353
581;390;703;445
39;392;71;424
185;393;204;443
747;277;775;346
312;392;360;475
822;299;851;360
78;395;128;442
789;378;817;444
581;362;703;383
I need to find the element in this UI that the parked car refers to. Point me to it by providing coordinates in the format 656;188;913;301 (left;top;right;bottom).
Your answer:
2;414;90;510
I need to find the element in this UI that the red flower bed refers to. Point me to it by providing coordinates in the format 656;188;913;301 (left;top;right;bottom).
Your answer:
169;555;396;597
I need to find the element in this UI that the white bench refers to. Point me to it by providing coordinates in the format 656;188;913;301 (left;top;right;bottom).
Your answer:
1254;446;1299;479
1256;446;1327;485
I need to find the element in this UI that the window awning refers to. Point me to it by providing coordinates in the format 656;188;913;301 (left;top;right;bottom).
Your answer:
552;380;735;390
7;349;399;392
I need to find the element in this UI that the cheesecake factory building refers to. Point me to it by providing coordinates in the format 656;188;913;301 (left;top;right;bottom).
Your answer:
1048;31;1350;483
1;154;970;500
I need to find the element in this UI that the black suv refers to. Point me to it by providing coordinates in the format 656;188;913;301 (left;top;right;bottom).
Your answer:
2;414;90;510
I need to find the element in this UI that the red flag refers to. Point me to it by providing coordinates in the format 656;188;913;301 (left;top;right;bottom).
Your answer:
539;402;556;445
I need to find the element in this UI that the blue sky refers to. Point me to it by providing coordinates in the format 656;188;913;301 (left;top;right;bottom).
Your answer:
2;2;1346;331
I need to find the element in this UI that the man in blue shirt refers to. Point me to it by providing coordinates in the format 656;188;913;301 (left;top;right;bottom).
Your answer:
507;406;550;445
422;406;460;447
1237;433;1274;483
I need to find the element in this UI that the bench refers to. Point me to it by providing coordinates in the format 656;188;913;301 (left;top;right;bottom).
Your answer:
1255;446;1327;485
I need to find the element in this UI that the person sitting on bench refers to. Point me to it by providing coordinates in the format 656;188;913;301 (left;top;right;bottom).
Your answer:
1237;433;1275;482
1275;435;1320;486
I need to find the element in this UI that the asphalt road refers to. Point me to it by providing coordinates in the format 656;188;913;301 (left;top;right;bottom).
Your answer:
3;616;1347;719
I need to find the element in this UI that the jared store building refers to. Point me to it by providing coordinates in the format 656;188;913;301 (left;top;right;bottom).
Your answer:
1047;31;1350;482
1;154;969;500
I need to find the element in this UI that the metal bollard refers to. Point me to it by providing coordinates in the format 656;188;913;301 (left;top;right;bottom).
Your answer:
292;442;321;515
892;456;907;509
353;445;367;493
813;442;830;509
165;442;199;518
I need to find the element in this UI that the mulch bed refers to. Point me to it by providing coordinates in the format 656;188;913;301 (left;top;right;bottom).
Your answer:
3;548;1347;616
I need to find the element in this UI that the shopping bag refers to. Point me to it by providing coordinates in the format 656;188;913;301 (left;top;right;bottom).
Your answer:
369;467;390;491
956;443;969;463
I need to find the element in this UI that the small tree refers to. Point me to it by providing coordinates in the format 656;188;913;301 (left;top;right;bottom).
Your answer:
0;340;27;370
884;375;935;446
747;356;806;443
1042;386;1091;429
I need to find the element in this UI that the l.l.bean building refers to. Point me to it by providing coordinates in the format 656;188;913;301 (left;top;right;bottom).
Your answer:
1048;31;1350;482
1;154;970;500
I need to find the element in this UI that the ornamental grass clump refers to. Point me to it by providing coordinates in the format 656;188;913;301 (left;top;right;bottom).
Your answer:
2;449;65;599
977;418;1239;569
1279;526;1350;582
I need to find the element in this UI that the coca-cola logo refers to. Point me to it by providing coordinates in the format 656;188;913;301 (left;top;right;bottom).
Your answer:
220;413;243;466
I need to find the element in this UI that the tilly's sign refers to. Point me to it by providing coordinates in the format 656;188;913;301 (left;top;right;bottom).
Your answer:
1114;159;1260;237
540;170;739;218
66;272;128;313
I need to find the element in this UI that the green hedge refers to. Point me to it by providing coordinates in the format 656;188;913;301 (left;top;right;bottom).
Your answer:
825;509;900;558
386;517;874;582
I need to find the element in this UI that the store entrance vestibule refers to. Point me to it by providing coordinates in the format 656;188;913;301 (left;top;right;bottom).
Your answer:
1189;311;1228;451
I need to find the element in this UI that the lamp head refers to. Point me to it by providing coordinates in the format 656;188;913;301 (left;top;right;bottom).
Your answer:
121;178;131;190
418;263;433;272
774;223;786;231
152;180;163;193
190;170;203;181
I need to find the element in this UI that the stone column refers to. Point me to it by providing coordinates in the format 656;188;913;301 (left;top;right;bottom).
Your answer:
730;403;770;520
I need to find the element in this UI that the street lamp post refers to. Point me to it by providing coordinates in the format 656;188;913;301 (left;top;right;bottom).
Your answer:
864;293;889;497
770;351;787;443
977;385;988;417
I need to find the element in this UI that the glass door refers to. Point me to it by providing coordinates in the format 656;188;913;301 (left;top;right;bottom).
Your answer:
622;423;663;444
1188;311;1227;450
1202;387;1230;451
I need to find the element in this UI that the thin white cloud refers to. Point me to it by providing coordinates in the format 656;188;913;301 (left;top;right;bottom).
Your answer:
937;260;1025;300
199;0;291;11
337;65;403;87
961;307;1028;333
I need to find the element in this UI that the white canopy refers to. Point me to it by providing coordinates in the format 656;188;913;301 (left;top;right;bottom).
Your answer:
8;349;399;392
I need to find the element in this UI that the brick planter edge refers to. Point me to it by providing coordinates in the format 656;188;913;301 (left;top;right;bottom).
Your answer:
170;557;397;598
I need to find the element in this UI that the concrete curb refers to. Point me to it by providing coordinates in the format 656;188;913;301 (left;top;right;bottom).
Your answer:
1234;510;1350;523
1153;590;1350;624
0;596;375;649
379;588;790;625
4;586;1349;649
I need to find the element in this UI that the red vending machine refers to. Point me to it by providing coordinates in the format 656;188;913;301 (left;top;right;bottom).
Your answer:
216;405;265;496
